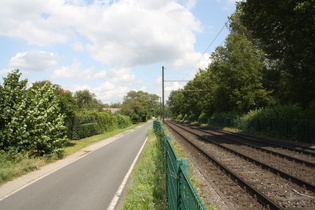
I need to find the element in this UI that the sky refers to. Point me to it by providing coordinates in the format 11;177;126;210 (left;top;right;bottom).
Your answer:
0;0;237;104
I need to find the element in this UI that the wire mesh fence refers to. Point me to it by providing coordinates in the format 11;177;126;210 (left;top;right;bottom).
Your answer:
153;120;206;210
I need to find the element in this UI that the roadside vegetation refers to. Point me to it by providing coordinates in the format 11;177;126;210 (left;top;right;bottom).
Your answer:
0;70;160;185
167;1;315;143
122;128;167;210
0;122;144;185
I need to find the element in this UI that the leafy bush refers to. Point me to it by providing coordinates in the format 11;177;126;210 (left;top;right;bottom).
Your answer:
176;114;183;121
115;114;132;129
67;112;97;140
210;111;240;127
67;111;132;140
182;114;188;121
244;105;314;141
0;70;68;157
92;111;118;132
188;114;197;122
198;113;209;124
73;123;100;140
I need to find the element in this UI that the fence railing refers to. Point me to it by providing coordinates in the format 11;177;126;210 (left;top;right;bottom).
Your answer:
153;120;205;210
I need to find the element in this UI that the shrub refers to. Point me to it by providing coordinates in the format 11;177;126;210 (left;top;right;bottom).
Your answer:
244;105;314;141
210;111;240;127
91;111;117;132
72;123;100;140
198;113;209;124
67;112;97;140
115;114;132;129
188;114;197;122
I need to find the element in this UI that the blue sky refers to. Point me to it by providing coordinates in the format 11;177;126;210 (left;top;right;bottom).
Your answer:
0;0;237;104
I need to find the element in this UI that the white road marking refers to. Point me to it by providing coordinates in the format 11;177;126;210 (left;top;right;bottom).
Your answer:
107;136;148;210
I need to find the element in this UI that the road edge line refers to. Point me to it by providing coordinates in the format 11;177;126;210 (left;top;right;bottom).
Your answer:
107;136;148;210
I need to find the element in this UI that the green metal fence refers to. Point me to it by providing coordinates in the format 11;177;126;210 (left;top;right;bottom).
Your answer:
153;120;206;210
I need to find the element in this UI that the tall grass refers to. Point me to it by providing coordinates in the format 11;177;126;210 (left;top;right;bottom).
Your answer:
122;128;167;209
0;151;48;185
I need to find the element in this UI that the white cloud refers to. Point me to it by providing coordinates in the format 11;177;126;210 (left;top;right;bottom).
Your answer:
165;81;183;92
51;59;101;80
83;1;201;67
72;42;85;51
9;50;62;71
51;60;136;102
73;82;130;104
0;68;13;77
0;0;201;68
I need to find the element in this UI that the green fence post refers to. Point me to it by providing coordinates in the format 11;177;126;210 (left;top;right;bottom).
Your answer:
180;158;189;177
178;158;188;209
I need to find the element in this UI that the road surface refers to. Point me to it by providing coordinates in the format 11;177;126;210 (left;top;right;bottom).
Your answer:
0;121;152;210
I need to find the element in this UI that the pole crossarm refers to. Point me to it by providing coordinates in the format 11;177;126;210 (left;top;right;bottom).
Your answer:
164;80;190;82
181;89;209;92
164;80;207;82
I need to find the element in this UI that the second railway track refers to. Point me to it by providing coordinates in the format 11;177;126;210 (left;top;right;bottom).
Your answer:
165;120;315;209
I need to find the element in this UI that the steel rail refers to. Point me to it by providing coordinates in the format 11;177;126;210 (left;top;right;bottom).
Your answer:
185;124;315;168
166;121;284;210
169;121;315;192
192;122;315;156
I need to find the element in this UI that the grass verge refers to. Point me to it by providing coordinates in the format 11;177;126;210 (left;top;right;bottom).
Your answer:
0;123;144;186
170;135;217;210
63;123;144;156
121;128;167;210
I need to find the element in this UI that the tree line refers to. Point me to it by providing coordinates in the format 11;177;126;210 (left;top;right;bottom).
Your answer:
167;1;314;141
0;70;160;157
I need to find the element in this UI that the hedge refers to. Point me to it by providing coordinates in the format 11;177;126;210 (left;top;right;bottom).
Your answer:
66;111;132;140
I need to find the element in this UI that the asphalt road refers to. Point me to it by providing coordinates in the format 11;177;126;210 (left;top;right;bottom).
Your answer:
0;121;152;210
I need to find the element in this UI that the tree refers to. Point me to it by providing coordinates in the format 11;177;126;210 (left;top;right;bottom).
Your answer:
31;81;77;139
167;90;184;118
74;90;102;111
0;70;28;150
238;0;315;107
209;34;272;113
0;70;68;157
121;91;159;123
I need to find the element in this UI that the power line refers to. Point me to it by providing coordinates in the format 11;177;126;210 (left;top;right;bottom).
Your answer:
182;21;229;81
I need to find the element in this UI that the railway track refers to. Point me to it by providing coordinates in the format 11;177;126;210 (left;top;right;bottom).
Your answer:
182;122;315;185
165;120;315;209
188;123;315;164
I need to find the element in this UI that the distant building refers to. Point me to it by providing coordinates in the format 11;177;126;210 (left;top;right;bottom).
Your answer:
103;108;121;114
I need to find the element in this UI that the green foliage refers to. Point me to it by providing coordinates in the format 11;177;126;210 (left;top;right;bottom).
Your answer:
0;150;48;184
122;129;167;210
211;34;272;113
238;0;315;107
74;89;102;111
91;111;118;132
0;70;68;157
176;114;183;121
199;112;209;119
167;90;185;118
209;111;240;128
73;123;100;140
188;114;197;122
242;105;314;142
115;114;132;129
68;111;132;140
204;106;315;143
121;91;159;123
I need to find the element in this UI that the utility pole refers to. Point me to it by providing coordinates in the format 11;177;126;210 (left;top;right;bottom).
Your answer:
162;66;164;123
